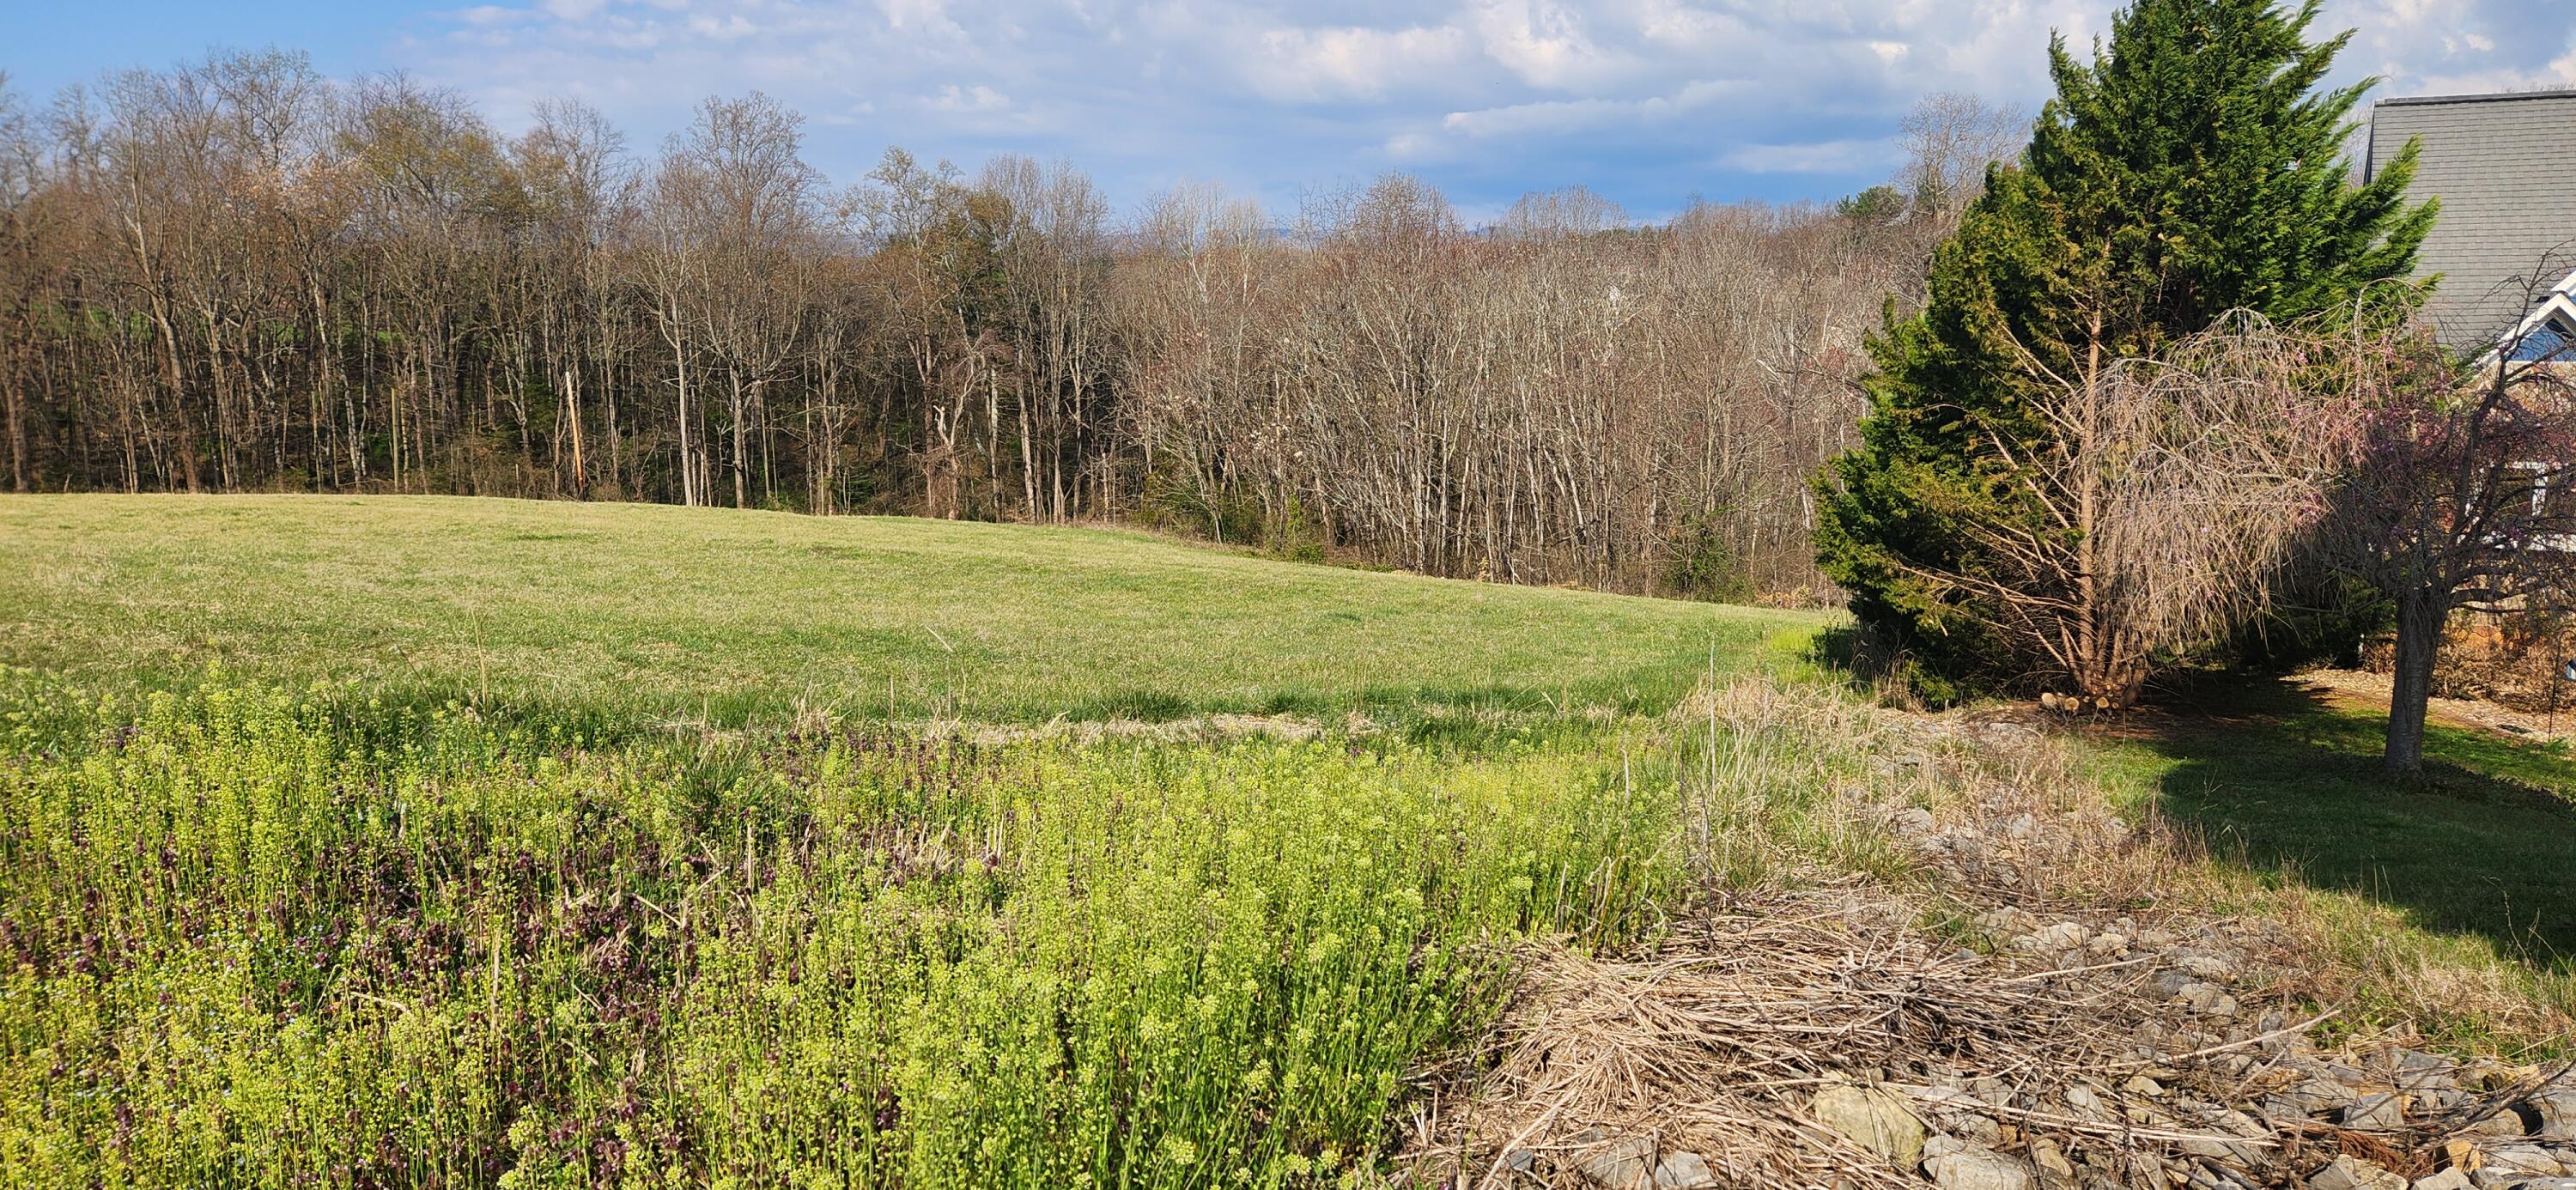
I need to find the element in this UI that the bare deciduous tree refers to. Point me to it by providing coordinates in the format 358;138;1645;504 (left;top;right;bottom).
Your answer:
1;58;2017;603
2318;264;2576;772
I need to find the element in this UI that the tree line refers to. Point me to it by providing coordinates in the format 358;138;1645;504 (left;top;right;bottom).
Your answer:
0;52;2018;598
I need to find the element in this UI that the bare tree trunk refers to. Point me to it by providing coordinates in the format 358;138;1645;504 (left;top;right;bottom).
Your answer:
563;368;586;498
670;308;696;507
729;367;747;508
2385;592;2442;774
3;340;25;492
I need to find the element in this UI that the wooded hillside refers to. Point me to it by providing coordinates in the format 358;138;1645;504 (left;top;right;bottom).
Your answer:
0;54;2011;597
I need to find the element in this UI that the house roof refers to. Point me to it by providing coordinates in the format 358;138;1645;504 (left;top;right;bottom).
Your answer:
2366;89;2576;347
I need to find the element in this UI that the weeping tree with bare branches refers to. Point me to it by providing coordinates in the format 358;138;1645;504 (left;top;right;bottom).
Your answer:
1878;313;2369;707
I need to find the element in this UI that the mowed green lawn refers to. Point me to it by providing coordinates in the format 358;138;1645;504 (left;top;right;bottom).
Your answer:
0;495;1823;725
2087;682;2576;985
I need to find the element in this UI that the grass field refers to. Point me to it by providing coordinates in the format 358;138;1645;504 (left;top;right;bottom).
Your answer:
2097;684;2575;955
7;495;2573;1187
0;495;1823;1188
0;495;1820;728
2081;682;2576;1035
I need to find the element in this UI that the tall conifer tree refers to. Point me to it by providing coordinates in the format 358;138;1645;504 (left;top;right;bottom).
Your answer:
1816;0;2433;701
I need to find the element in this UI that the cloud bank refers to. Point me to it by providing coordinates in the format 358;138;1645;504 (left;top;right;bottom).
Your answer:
173;0;2576;218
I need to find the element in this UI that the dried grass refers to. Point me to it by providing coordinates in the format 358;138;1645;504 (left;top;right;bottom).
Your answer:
1394;675;2574;1187
1402;890;2268;1187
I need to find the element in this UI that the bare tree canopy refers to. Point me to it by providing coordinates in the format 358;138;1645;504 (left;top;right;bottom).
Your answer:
2312;264;2576;771
0;58;1987;600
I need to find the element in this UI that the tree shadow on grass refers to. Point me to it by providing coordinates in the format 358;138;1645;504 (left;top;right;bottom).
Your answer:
2135;677;2576;971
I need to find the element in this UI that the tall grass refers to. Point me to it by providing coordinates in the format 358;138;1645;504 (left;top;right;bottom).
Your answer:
0;677;1680;1187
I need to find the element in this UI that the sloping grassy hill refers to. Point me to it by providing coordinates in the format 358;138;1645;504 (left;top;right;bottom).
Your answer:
0;495;1821;726
0;494;1814;1186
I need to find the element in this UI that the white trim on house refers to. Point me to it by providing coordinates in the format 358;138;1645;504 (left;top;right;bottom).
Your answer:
2482;264;2576;367
2485;276;2576;554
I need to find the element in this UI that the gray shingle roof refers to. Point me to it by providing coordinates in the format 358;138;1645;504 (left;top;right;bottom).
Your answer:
2366;89;2576;346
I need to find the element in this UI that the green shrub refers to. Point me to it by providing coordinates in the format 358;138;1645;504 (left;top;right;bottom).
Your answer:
1663;512;1753;604
1267;495;1328;564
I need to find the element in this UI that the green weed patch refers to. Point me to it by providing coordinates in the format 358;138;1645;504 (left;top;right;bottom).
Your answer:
0;680;1680;1187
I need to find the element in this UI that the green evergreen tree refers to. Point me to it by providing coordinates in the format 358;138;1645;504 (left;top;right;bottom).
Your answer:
1814;0;2433;703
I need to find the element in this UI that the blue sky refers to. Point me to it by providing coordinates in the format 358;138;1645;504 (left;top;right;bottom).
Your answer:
5;1;2571;223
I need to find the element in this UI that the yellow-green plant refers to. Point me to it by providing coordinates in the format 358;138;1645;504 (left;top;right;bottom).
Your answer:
0;681;1679;1188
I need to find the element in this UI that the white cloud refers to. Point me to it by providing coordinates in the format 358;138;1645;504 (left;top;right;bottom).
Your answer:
684;12;756;40
1472;0;1633;90
382;0;2569;220
1240;24;1472;102
2335;0;2576;96
928;84;1009;113
876;0;965;39
1437;79;1743;138
1721;137;1904;175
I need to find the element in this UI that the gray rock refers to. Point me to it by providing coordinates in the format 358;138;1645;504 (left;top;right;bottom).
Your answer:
2536;1090;2576;1141
2419;1090;2472;1114
2029;1137;2075;1181
2176;1160;2259;1190
2477;1144;2568;1181
2411;1170;2473;1190
1812;1084;1926;1168
1975;908;2039;937
2174;951;2239;982
2015;922;2088;953
2464;1110;2530;1138
2308;1155;2408;1190
2262;1096;2317;1123
1652;1151;1715;1190
1967;1076;2013;1107
1926;1144;2035;1190
2177;981;2240;1017
1576;1135;1655;1188
2064;1084;2113;1122
1940;1111;2006;1144
2178;1109;2269;1165
2281;1078;2361;1114
2343;1093;2410;1131
2169;1109;2261;1165
2395;1051;2462;1091
2178;1132;2266;1166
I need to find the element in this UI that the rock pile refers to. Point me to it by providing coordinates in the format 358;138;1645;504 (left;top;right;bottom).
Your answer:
1400;708;2574;1189
1431;888;2574;1190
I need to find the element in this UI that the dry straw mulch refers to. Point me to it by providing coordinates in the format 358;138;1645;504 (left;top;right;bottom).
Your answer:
1395;889;2416;1190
